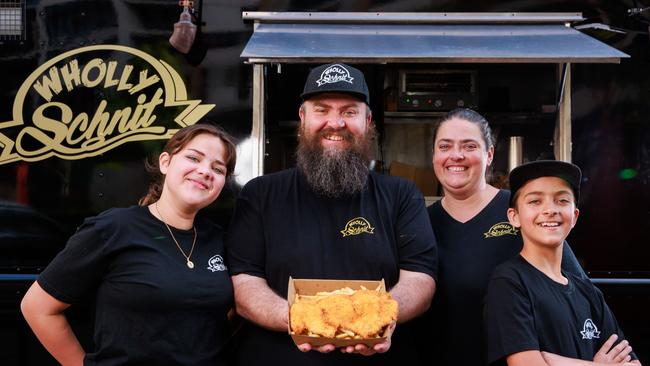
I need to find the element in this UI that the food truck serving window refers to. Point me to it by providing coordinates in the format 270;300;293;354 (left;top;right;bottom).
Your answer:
241;12;629;64
239;12;630;179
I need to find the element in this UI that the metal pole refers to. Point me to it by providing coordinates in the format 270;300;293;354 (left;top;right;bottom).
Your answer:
252;64;265;177
555;63;572;162
508;136;523;171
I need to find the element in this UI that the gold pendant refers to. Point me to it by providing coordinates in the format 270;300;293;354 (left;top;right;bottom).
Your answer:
187;260;194;269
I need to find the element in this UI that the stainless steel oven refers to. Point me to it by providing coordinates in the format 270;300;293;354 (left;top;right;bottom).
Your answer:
398;69;478;111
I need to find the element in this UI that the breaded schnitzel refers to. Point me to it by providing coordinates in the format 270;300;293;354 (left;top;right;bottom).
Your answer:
289;288;398;339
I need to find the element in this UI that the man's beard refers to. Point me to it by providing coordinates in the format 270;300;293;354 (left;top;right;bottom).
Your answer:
296;126;375;198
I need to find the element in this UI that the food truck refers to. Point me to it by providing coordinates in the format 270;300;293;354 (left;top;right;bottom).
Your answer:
1;0;649;364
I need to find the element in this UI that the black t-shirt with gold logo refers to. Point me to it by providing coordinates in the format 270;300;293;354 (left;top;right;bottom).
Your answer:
227;168;437;366
419;190;585;366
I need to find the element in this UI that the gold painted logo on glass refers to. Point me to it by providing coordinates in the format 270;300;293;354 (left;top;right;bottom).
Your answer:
483;221;519;238
340;217;375;237
0;44;214;165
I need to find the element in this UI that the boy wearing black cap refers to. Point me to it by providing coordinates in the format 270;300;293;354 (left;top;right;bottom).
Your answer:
485;160;641;366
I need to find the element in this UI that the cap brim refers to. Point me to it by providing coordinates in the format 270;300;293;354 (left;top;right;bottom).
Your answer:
301;90;369;104
509;160;581;207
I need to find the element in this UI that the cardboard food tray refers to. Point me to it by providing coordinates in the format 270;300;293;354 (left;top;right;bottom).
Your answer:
287;277;389;347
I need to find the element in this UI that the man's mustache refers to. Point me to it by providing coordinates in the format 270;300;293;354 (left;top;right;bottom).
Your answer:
315;127;355;143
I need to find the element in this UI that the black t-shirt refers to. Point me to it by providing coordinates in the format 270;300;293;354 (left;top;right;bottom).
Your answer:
485;255;636;365
226;168;438;366
420;190;586;366
38;205;234;366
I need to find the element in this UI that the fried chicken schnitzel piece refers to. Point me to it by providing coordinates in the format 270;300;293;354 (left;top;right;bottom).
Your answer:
319;294;356;329
347;290;398;338
290;299;337;338
290;287;398;339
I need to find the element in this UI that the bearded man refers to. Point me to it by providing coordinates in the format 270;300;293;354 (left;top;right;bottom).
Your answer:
226;63;437;366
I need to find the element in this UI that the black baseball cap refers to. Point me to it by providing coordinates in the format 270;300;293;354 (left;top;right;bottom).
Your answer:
509;160;582;207
301;63;370;104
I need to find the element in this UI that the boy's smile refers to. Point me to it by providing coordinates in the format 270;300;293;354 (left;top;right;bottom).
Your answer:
508;176;580;249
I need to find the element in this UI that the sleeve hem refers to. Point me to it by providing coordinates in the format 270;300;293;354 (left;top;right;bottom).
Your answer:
36;278;76;304
399;265;437;282
229;269;266;278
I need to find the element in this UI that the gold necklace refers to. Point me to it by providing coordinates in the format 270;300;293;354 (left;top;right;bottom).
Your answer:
155;202;197;269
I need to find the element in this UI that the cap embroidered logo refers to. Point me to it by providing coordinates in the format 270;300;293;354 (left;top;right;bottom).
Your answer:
301;63;370;104
316;64;354;86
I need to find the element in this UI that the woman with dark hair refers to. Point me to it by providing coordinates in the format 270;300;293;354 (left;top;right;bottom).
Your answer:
421;108;586;366
21;123;237;365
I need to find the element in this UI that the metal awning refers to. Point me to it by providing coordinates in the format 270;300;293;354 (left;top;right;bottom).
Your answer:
241;12;629;64
241;12;630;177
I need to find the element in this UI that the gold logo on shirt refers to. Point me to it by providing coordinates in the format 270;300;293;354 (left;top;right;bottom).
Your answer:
340;217;375;237
483;222;519;238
